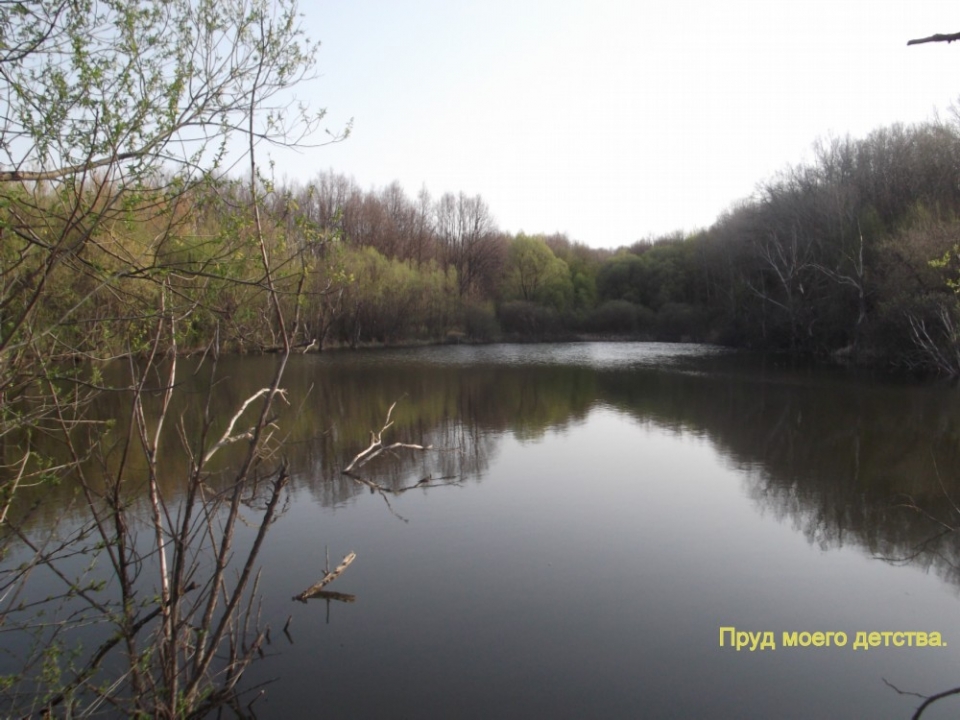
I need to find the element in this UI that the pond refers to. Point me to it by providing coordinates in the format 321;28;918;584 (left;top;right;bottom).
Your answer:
7;342;960;718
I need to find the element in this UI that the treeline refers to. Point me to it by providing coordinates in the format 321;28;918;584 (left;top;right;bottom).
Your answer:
692;121;960;371
11;117;960;372
592;120;960;372
259;115;960;373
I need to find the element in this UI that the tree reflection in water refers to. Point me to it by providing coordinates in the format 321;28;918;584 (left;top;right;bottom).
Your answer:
6;345;960;717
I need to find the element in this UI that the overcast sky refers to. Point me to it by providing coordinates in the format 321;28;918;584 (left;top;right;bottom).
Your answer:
268;1;960;248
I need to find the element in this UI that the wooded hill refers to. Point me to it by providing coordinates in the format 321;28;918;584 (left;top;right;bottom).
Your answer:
9;117;960;373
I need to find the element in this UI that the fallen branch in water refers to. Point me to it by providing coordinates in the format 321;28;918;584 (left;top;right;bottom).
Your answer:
293;552;356;603
342;401;432;473
342;400;461;521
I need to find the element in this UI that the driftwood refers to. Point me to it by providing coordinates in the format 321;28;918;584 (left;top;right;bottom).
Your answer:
342;401;432;474
907;32;960;46
341;399;462;521
293;551;356;603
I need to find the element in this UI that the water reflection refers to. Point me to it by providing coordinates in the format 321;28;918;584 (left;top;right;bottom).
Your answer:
299;346;956;601
10;345;960;592
296;348;960;594
8;343;960;718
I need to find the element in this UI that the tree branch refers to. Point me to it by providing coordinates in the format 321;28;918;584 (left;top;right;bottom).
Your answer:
342;401;433;474
907;32;960;46
293;552;357;602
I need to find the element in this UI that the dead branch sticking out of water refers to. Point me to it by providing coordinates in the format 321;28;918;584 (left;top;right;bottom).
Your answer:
293;552;356;602
342;401;432;474
340;399;461;519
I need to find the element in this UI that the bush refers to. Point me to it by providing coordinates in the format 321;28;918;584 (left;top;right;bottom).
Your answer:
587;300;637;333
585;300;656;335
497;301;562;338
463;302;501;342
656;302;709;341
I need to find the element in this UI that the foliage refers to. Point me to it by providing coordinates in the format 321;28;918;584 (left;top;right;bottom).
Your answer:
461;301;501;342
497;300;563;339
500;234;573;311
0;0;338;715
13;111;960;365
336;246;457;344
586;300;655;335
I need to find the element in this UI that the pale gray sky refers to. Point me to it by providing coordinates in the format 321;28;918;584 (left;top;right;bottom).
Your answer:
271;0;960;248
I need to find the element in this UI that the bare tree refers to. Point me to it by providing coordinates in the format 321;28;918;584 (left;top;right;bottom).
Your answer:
747;226;814;351
435;192;503;298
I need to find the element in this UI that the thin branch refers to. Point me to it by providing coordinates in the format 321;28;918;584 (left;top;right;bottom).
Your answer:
203;388;289;463
907;32;960;46
911;684;960;720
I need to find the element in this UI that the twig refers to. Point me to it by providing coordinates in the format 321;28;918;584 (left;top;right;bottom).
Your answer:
45;582;199;711
883;677;927;700
907;32;960;46
203;388;289;463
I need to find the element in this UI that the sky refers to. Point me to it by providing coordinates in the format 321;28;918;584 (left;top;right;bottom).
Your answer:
265;0;960;248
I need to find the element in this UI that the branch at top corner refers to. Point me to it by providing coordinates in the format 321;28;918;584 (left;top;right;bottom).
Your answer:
907;32;960;46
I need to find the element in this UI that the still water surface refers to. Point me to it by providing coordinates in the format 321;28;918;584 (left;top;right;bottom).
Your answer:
217;343;960;719
18;342;960;718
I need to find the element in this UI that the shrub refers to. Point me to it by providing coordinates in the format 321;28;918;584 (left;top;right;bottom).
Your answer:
497;301;561;338
463;302;501;342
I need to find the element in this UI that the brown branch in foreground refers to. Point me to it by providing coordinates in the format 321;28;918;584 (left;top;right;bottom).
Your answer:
907;32;960;46
203;387;289;463
293;552;356;603
45;581;199;711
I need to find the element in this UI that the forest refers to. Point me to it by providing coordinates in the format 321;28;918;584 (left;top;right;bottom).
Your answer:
14;115;960;374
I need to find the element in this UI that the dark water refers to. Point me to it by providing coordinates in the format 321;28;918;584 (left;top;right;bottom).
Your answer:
9;343;960;718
